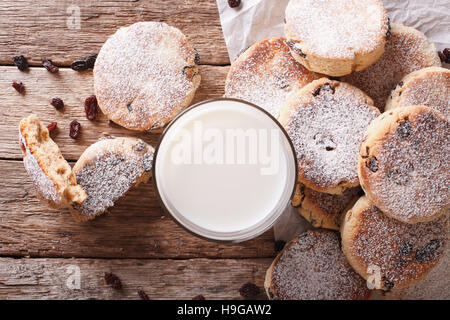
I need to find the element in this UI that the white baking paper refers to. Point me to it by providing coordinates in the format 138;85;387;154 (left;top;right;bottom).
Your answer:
216;0;449;241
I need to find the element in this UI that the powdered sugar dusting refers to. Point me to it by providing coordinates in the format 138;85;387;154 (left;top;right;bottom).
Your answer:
94;22;199;130
225;37;318;117
74;143;153;217
395;69;449;119
344;24;441;110
349;204;448;288
284;81;379;190
20;134;60;203
306;186;362;216
272;230;370;300
364;109;449;221
285;0;388;59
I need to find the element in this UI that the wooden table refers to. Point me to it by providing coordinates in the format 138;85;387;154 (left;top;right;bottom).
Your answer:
0;0;276;300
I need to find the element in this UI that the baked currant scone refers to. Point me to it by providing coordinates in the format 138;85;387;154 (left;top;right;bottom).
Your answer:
19;114;86;209
385;67;449;119
265;230;372;300
284;0;389;76
278;78;380;194
358;106;449;223
94;22;201;131
343;24;441;110
341;196;448;291
69;137;154;221
225;37;320;118
379;242;449;300
292;183;362;230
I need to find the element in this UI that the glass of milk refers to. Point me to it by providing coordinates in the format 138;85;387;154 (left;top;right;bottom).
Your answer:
153;98;297;242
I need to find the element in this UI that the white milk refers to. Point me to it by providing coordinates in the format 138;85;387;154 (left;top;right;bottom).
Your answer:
154;99;297;241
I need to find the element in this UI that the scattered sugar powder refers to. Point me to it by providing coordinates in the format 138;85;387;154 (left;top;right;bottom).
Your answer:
225;37;318;117
94;22;198;129
20;134;60;203
272;230;370;300
367;110;449;221
285;0;388;59
344;24;441;110
396;69;449;119
350;205;448;288
74;147;153;217
285;82;379;189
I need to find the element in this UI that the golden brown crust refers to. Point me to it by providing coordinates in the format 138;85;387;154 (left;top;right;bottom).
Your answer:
341;196;449;291
19;114;86;209
69;137;154;221
358;106;449;223
94;22;201;131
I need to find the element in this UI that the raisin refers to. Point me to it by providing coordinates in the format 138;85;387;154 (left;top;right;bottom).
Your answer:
192;295;206;300
69;120;81;139
366;157;379;172
312;84;334;96
385;18;391;40
13;55;29;71
84;95;98;120
397;120;412;139
47;122;57;133
193;48;200;64
12;81;25;94
438;51;446;63
415;240;441;264
314;133;336;150
85;54;97;68
400;242;414;256
274;240;286;253
138;290;150;300
71;59;88;71
228;0;241;8
51;98;64;110
384;280;395;292
287;41;306;58
104;272;122;290
126;102;133;112
42;59;59;73
239;282;261;298
442;48;450;64
397;81;404;87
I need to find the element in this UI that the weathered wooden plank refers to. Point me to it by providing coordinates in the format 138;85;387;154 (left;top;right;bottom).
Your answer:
0;160;275;259
0;65;229;160
0;0;229;66
0;257;270;299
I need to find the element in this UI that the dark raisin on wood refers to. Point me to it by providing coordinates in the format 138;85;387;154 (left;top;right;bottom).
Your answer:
138;290;150;300
385;18;391;40
193;48;200;64
85;54;97;68
239;282;261;298
13;55;29;71
42;59;59;73
274;240;286;253
397;119;412;139
192;295;206;300
69;120;81;139
71;59;88;71
400;242;414;256
415;239;441;264
47;122;57;133
366;157;379;172
312;83;334;96
442;48;450;64
12;81;25;94
228;0;241;8
104;272;122;290
51;98;64;110
84;95;98;120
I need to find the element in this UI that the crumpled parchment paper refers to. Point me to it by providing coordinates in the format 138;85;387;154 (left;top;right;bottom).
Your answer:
216;0;449;241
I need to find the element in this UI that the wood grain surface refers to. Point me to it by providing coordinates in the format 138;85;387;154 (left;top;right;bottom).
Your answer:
0;257;270;300
0;0;229;66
